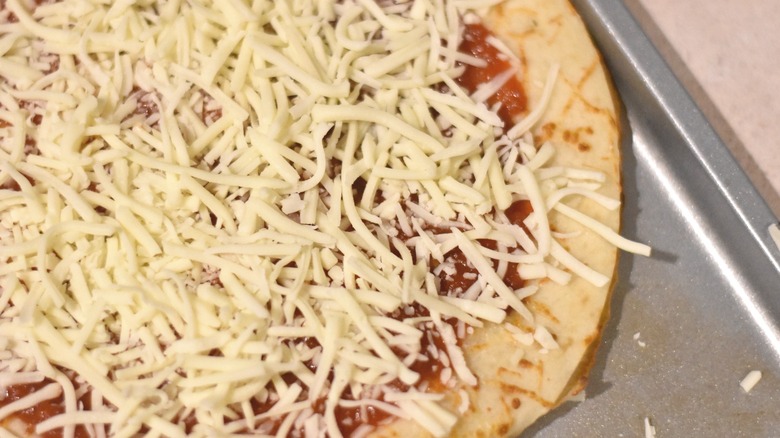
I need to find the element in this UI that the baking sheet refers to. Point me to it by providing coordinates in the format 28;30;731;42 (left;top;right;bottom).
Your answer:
524;0;780;436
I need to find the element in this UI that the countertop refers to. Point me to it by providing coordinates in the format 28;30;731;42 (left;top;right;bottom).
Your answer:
627;0;780;217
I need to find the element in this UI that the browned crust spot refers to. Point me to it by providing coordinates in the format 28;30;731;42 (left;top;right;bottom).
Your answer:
535;122;557;143
469;342;488;352
545;14;564;43
499;383;554;408
562;126;594;144
577;59;599;88
526;299;560;324
536;359;545;393
498;361;544;392
560;76;619;133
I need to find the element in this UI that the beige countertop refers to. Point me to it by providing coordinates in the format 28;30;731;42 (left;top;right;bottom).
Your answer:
626;0;780;217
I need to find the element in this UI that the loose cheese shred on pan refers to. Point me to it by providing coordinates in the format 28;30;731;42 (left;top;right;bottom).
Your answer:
740;370;762;393
0;0;650;436
644;417;657;438
769;223;780;252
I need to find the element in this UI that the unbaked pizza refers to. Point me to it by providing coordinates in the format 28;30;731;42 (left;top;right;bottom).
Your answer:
0;0;650;436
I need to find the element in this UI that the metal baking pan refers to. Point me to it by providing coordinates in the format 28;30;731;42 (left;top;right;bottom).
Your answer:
524;0;780;436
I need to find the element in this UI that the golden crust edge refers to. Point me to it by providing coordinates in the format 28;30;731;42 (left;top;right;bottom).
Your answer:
540;23;627;408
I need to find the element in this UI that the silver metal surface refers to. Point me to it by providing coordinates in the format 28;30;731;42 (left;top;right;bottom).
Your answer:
524;0;780;436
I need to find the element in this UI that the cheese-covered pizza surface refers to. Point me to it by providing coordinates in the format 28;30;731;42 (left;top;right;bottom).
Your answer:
0;0;649;436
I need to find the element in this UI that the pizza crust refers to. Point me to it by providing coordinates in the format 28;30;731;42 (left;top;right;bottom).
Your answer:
372;0;622;435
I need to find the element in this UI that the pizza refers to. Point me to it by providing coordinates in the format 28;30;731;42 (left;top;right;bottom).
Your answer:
0;0;650;437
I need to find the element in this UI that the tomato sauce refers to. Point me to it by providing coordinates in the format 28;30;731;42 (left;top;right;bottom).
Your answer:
436;199;533;299
0;378;92;438
456;23;528;128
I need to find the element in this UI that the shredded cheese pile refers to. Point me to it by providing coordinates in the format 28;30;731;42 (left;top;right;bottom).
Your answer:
0;0;650;437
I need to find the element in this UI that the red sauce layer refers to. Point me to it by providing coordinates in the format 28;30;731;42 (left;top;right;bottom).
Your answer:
0;378;92;438
456;22;528;127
